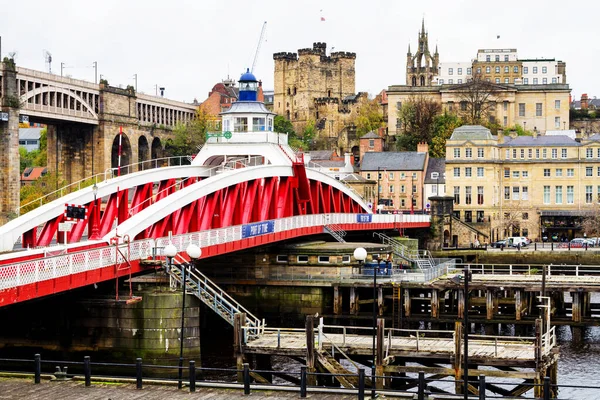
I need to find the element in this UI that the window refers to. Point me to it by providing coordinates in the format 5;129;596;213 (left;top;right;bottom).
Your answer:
389;172;394;179
412;185;417;193
439;79;444;84
401;185;405;193
544;168;550;177
378;172;382;179
586;186;593;203
342;255;351;263
486;66;491;73
598;167;600;177
252;117;266;131
454;148;461;158
276;255;289;263
520;149;525;159
454;186;460;204
504;168;510;178
378;185;382;193
477;148;484;158
465;186;472;205
366;173;371;179
561;148;567;159
464;211;472;223
465;148;472;158
458;68;462;75
519;103;525;116
542;78;547;84
533;78;538;84
543;186;550;204
523;212;529;220
555;168;562;177
467;68;472;75
477;167;484;177
458;79;463;84
505;78;509;84
486;55;491;62
512;171;520;178
533;67;538;74
567;168;574;177
552;78;557;83
542;66;547;74
524;78;529;84
477;186;484;204
513;149;517;159
412;172;417;179
495;55;500;62
522;186;529;200
448;79;453;84
587;148;593;158
495;67;500;73
523;67;529;74
448;68;453;75
476;210;484;222
511;186;519;200
522;171;529;178
555;186;563;204
586;167;593;177
369;139;375;147
465;167;472;177
528;149;532;159
401;173;405;179
477;67;481;74
389;185;394;193
536;149;540;159
503;66;509;73
567;186;574;204
432;185;438;195
536;103;543;117
551;149;557;159
234;117;248;132
504;186;510;200
513;66;519;73
318;256;330;263
505;149;510;159
504;55;509;62
401;199;405;207
297;255;309;263
495;78;500;84
543;149;547;159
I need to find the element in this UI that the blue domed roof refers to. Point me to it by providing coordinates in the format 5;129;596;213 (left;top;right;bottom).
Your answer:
239;68;257;82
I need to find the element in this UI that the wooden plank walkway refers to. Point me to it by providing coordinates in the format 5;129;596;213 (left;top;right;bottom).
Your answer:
0;377;357;400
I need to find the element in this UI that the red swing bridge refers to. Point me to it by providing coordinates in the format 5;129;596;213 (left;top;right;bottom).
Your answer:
0;71;429;308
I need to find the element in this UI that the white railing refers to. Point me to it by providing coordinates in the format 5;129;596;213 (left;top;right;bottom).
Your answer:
205;131;289;145
0;213;429;292
447;263;600;277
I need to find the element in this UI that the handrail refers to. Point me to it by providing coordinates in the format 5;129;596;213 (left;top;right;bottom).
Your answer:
17;155;193;215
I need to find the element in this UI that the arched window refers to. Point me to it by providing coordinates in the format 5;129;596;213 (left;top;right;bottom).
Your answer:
411;76;417;86
420;76;425;86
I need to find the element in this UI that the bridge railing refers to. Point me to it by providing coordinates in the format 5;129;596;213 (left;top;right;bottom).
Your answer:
448;262;600;277
17;155;193;216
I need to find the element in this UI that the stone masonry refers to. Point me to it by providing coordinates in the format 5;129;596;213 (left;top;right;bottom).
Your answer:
0;60;20;224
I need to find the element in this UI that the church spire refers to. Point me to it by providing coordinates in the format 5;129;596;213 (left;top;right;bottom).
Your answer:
421;17;425;35
408;43;411;54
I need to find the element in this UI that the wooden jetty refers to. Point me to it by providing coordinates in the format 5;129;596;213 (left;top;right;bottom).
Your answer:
234;313;558;398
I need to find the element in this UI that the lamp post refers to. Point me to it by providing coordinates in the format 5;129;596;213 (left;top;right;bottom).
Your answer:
461;267;472;399
377;167;381;214
163;243;181;387
353;247;372;397
90;183;100;240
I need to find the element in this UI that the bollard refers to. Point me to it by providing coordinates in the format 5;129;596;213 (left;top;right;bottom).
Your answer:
551;241;554;251
479;374;486;400
300;366;307;398
136;358;142;389
243;363;251;395
189;360;196;393
543;376;551;400
358;369;365;400
83;356;91;387
34;354;41;384
535;242;537;251
568;242;571;251
418;371;425;400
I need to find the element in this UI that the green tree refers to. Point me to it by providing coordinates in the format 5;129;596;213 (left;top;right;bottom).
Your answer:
169;107;216;157
430;113;463;158
396;95;441;151
355;98;384;136
20;172;66;214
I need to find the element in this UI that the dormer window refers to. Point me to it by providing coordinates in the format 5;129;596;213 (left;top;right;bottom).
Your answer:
431;172;439;179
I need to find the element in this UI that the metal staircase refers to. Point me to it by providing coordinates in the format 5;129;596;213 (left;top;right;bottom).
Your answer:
324;224;347;243
168;255;264;338
372;232;435;270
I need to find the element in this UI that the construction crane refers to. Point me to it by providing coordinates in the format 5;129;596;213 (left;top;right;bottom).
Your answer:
251;21;267;74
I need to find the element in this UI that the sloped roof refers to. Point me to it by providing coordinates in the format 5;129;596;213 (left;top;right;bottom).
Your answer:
342;173;375;183
360;131;380;139
19;128;43;140
361;152;426;171
309;150;334;160
502;135;579;147
21;167;47;181
449;125;494;141
424;158;446;184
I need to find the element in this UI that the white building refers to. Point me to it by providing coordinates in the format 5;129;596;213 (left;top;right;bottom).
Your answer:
435;62;472;85
476;48;518;63
520;59;566;85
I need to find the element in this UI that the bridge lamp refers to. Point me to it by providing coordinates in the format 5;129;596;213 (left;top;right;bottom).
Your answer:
90;183;100;240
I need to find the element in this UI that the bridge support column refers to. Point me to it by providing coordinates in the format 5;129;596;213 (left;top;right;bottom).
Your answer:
333;285;342;315
378;287;384;316
350;287;359;315
403;289;411;318
47;123;96;184
486;289;498;320
0;59;20;224
234;313;247;383
305;315;317;386
571;291;582;323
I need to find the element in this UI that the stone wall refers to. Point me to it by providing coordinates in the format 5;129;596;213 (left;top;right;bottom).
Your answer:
0;61;20;224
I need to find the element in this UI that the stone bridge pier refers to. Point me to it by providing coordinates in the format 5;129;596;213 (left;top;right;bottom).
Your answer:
0;60;20;224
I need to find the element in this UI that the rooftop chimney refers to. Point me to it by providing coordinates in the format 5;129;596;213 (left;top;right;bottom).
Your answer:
581;93;589;110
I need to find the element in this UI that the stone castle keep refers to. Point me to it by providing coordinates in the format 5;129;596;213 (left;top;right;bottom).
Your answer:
273;42;368;154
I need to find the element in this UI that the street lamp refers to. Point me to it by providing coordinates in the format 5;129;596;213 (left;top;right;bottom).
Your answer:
163;243;182;387
90;183;100;240
353;247;373;397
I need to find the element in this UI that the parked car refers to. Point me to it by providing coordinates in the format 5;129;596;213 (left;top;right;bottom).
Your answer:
570;238;595;247
507;237;528;247
491;240;507;249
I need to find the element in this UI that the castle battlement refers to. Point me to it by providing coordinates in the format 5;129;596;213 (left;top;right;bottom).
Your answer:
273;52;298;61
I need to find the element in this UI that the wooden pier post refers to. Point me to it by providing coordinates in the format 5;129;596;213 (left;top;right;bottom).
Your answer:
571;291;582;323
378;287;384;316
376;318;385;389
305;315;317;385
404;288;411;317
454;321;463;395
486;290;494;320
431;289;439;318
350;287;359;315
233;313;247;383
457;290;464;319
333;285;342;315
515;289;523;321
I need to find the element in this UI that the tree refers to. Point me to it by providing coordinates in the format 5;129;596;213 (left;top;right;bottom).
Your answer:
20;172;66;214
396;95;441;151
169;107;216;157
430;112;463;158
456;73;500;125
355;98;384;136
581;204;600;237
499;201;536;238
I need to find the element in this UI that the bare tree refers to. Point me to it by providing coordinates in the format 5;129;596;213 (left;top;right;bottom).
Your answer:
581;203;600;237
499;201;536;238
456;73;500;125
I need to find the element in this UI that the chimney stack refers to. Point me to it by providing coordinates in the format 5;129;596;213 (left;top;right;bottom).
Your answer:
581;93;589;110
417;142;429;153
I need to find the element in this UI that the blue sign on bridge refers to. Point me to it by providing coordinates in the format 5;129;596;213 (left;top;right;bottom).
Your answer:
242;221;275;238
357;214;372;223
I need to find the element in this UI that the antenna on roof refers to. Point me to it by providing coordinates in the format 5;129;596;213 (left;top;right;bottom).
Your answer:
43;50;52;73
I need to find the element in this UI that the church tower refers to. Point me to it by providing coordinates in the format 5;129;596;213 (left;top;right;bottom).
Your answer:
406;19;439;86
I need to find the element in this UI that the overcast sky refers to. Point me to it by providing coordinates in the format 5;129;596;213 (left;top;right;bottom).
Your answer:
1;0;597;103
